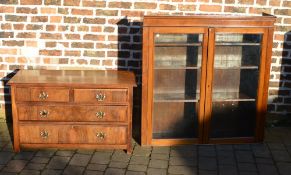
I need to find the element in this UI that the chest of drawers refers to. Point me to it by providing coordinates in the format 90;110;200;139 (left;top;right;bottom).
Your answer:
8;70;136;153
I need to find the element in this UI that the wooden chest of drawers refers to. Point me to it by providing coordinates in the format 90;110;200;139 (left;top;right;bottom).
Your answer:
8;70;136;153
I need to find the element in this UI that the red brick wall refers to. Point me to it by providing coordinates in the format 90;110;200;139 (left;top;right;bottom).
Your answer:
0;0;290;120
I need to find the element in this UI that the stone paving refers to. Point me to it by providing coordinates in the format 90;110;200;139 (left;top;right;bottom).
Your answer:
1;122;291;175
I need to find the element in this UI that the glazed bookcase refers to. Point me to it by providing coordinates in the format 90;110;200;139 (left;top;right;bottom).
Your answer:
141;15;276;146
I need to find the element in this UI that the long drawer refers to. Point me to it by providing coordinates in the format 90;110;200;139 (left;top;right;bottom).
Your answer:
19;124;127;144
18;105;128;122
74;89;128;103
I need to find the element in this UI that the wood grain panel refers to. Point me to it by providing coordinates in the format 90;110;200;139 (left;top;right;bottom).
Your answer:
18;105;128;122
19;124;127;144
74;89;128;104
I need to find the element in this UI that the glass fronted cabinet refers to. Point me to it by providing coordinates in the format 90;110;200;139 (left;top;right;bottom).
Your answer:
142;15;276;146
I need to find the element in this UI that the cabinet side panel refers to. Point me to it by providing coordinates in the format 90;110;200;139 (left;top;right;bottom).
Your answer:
11;86;20;152
141;27;150;145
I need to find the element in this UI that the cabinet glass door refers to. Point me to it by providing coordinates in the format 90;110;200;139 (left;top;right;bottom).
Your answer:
209;32;263;138
152;33;203;139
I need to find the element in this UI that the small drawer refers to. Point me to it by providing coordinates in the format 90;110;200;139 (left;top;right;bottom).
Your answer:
16;87;69;102
74;89;128;103
19;124;127;145
18;105;128;122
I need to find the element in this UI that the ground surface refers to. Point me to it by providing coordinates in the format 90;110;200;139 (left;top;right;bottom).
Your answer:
0;123;291;175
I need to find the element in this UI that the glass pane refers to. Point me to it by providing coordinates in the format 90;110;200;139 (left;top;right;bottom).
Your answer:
210;101;256;138
212;69;259;101
210;33;262;138
154;69;200;100
155;34;203;43
153;102;198;139
155;46;202;67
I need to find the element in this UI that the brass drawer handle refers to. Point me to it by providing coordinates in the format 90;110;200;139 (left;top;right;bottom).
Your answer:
39;91;48;100
40;130;49;139
39;110;49;118
96;93;106;101
96;111;105;119
96;132;106;140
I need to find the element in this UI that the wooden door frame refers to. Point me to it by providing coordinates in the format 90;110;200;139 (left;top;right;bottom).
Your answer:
204;27;270;143
141;27;208;146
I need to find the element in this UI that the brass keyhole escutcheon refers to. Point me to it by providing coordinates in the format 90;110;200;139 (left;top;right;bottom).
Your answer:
39;91;48;100
39;110;49;118
40;130;49;139
96;111;105;119
96;93;106;101
96;132;106;140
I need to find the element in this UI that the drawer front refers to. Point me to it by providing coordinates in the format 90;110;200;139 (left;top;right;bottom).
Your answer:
18;105;128;122
19;124;127;144
74;89;128;104
16;87;70;102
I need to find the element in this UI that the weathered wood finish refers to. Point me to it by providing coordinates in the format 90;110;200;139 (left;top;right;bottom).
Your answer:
8;70;136;153
142;15;276;146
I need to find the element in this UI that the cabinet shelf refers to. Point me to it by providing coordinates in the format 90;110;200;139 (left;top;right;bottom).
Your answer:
212;92;256;102
154;93;199;102
216;42;260;46
154;66;200;70
214;66;258;70
155;42;202;47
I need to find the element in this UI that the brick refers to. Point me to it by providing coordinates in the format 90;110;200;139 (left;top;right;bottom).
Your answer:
1;23;11;30
104;26;115;33
25;163;46;170
134;2;156;9
31;16;48;22
0;152;14;164
109;161;128;168
109;2;132;8
0;0;18;4
90;59;100;65
83;34;104;41
82;1;106;7
64;0;80;6
270;0;281;6
58;8;68;14
104;168;126;175
159;4;176;10
46;156;70;169
249;7;271;15
40;33;61;39
87;163;107;171
96;9;118;16
238;0;254;4
44;0;61;5
41;7;57;14
5;56;16;63
5;15;27;22
26;40;37;47
256;0;267;5
50;16;62;23
71;42;94;48
0;32;14;38
200;5;221;12
128;164;147;172
91;26;102;32
130;156;149;165
0;48;17;55
84;51;105;57
83;18;105;24
14;24;24;30
121;10;144;17
3;40;24;46
42;169;62;175
39;50;61;56
20;0;42;5
0;6;14;13
199;157;217;171
147;168;167;175
26;24;43;30
16;7;37;14
271;150;291;161
46;25;55;31
225;0;235;3
224;6;246;13
18;57;28;63
16;32;36;38
76;59;88;64
72;9;93;15
274;9;291;16
64;17;81;23
65;50;80;56
179;4;195;11
46;42;56;47
77;26;89;32
65;34;80;40
90;152;112;164
149;160;168;169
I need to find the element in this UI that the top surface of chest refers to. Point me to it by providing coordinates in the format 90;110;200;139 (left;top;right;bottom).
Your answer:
8;69;137;87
